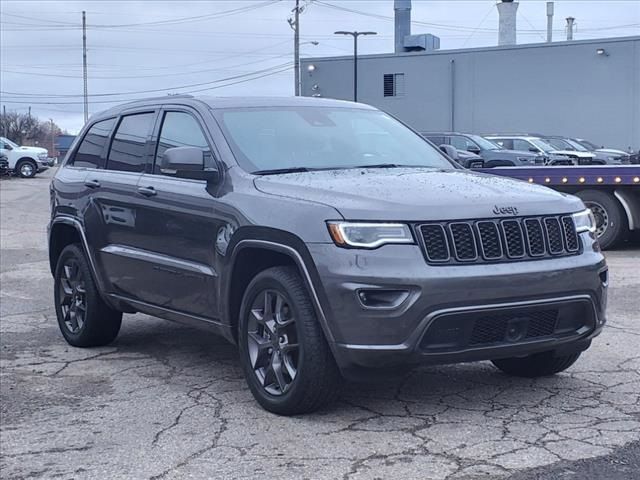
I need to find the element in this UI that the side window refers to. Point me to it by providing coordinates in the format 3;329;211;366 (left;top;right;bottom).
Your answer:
449;136;473;150
154;111;212;174
71;118;115;169
106;112;155;173
425;136;446;145
495;138;513;149
512;139;534;152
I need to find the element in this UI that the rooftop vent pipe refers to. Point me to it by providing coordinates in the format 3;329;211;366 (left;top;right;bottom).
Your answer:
394;0;411;53
497;0;518;46
566;17;576;41
546;2;554;43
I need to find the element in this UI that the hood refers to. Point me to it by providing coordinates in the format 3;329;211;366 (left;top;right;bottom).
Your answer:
550;150;595;158
17;145;48;155
499;149;538;157
596;148;628;156
254;168;583;221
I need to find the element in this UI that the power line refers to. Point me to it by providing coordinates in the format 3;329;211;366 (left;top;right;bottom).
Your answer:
1;62;294;101
0;2;280;29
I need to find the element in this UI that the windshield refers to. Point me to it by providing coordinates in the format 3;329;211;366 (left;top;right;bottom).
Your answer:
468;134;500;150
1;137;19;148
213;106;454;173
576;139;599;150
565;139;589;152
530;138;557;153
545;138;575;150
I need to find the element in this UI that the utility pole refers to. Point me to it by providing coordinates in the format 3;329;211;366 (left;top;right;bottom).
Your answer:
82;11;88;123
50;118;55;157
288;1;304;96
334;31;377;102
2;105;6;138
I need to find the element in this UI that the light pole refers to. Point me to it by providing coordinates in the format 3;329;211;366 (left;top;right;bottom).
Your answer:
298;41;319;96
334;31;377;102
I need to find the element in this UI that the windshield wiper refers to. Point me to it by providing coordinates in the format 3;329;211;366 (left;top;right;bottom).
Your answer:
252;167;315;175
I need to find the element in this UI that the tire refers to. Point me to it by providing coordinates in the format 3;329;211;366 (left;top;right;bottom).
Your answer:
576;189;628;249
54;244;122;347
16;159;37;178
492;351;581;378
238;266;341;415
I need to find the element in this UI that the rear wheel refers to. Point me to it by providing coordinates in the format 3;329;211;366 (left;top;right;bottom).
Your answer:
54;244;122;347
238;266;341;415
492;351;581;378
576;189;628;249
16;159;37;178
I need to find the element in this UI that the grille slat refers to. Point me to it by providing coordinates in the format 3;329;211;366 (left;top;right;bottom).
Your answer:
544;217;564;254
420;215;580;265
524;218;546;256
476;222;503;259
561;216;579;252
449;223;478;261
420;224;449;262
502;220;525;258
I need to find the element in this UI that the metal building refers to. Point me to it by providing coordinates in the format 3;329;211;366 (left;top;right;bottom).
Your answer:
301;34;640;151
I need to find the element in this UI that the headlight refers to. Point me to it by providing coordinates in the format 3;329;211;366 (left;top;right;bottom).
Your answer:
327;222;414;248
38;152;48;159
572;209;596;234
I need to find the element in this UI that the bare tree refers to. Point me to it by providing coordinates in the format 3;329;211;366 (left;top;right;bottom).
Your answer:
0;110;61;147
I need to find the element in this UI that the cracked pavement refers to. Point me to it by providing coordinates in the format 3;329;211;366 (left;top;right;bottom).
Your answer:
1;170;639;479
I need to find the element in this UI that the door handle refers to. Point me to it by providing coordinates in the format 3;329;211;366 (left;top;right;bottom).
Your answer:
84;179;101;189
137;186;157;197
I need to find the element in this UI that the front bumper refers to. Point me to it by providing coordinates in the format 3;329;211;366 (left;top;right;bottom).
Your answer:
307;232;607;374
37;158;54;170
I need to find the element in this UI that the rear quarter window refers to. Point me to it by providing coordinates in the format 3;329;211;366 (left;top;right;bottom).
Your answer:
71;118;116;169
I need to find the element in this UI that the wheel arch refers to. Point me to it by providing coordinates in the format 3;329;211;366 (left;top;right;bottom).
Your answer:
223;231;334;346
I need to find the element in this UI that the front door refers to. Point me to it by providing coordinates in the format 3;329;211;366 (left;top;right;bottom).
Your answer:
133;109;225;319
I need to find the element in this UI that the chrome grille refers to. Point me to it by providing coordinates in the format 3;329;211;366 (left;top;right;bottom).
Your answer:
419;215;580;265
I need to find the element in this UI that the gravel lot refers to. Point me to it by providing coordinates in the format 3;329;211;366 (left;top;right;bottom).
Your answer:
1;169;639;480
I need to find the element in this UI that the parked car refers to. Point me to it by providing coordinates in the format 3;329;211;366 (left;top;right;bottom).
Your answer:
422;132;543;167
0;153;9;176
435;143;484;168
485;135;593;165
49;96;607;415
541;136;624;165
569;138;633;165
0;137;53;177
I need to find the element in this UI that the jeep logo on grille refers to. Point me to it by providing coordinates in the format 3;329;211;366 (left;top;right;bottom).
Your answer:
493;205;519;216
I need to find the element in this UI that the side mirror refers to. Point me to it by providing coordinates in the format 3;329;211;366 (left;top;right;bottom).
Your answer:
1;144;12;151
440;144;459;161
467;145;481;154
529;147;539;153
160;146;219;181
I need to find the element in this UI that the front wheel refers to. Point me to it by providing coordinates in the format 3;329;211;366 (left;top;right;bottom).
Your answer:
16;159;37;178
492;351;581;378
54;244;122;347
238;266;341;415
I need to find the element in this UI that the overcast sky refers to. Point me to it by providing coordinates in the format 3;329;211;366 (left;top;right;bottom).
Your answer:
1;0;639;133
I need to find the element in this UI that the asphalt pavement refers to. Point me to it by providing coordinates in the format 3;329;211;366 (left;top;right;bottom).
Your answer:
1;169;639;479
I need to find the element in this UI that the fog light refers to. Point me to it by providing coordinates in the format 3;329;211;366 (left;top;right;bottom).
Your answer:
357;289;409;309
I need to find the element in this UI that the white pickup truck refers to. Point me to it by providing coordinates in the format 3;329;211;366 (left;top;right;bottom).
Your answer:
0;137;53;178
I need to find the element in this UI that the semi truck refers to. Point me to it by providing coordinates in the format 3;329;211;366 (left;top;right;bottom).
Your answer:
479;165;640;250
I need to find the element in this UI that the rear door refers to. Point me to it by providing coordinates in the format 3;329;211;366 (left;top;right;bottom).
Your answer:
133;108;224;318
84;110;158;300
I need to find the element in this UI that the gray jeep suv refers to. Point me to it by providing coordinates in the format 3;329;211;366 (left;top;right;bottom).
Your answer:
49;96;607;415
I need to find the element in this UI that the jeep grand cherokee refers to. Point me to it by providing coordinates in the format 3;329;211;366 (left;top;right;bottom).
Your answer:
48;96;607;415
